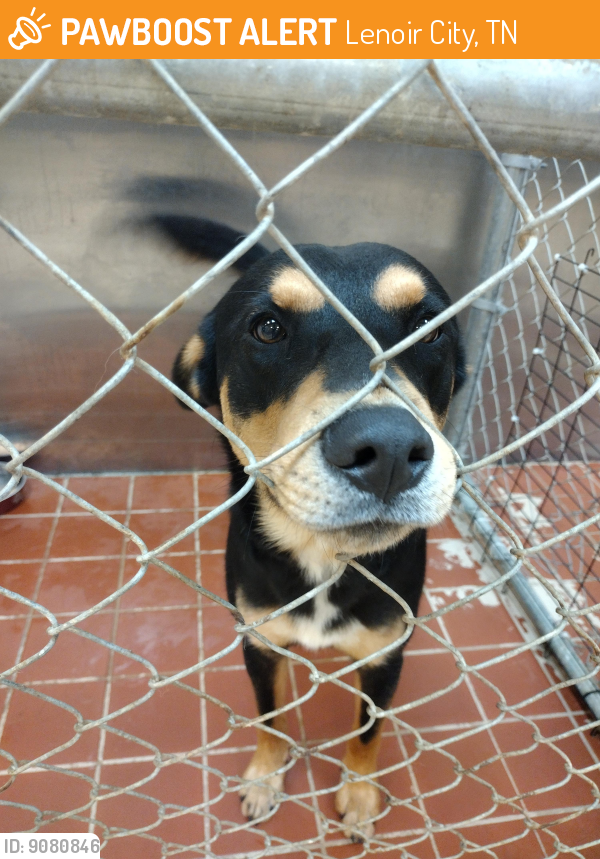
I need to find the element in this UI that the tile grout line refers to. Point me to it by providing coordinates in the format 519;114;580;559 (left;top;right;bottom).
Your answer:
5;507;213;519
450;498;600;817
0;613;555;657
1;711;590;774
403;590;467;857
287;659;328;854
0;549;225;565
389;721;436;858
481;548;600;770
194;471;212;851
528;644;600;771
0;479;66;745
88;473;136;835
42;470;229;479
431;598;553;859
1;471;597;852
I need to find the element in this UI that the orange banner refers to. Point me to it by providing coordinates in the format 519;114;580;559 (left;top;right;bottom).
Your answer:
1;0;598;59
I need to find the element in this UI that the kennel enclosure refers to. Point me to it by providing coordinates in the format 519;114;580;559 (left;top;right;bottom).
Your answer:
1;59;600;857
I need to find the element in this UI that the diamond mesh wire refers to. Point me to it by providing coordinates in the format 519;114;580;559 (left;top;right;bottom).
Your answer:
465;158;600;663
1;59;600;858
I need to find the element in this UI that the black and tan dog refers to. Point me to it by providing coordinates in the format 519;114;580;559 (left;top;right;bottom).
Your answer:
154;215;465;840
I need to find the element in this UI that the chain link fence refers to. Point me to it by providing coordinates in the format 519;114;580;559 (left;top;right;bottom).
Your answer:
458;158;600;668
1;59;600;857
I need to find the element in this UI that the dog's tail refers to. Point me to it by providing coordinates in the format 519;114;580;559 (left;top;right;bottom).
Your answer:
147;214;269;272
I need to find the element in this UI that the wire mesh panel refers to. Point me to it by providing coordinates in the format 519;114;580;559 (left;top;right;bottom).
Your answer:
1;59;600;858
464;158;600;665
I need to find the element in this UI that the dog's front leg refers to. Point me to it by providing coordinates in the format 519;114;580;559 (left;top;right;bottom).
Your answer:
335;649;404;842
240;639;290;820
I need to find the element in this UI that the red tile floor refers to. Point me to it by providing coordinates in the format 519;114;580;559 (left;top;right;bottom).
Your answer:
0;471;599;858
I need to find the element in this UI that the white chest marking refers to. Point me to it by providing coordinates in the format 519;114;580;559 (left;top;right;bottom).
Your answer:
284;546;360;651
287;588;361;651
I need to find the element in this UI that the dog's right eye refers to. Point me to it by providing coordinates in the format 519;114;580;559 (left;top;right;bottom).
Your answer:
251;315;286;344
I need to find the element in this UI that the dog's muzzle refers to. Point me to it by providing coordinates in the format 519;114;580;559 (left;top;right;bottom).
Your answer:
321;406;434;504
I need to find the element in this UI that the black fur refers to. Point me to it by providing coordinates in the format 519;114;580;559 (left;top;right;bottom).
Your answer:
149;214;269;272
226;446;426;627
358;650;405;744
192;243;464;412
242;640;284;723
154;213;465;831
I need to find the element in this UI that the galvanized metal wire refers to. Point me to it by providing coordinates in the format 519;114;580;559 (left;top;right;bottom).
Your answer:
1;59;599;858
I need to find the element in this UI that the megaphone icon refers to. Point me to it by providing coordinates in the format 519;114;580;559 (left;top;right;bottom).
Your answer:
9;12;49;49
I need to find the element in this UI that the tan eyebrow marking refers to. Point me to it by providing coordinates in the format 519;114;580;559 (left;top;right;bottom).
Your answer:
269;268;326;312
373;264;426;310
180;333;204;370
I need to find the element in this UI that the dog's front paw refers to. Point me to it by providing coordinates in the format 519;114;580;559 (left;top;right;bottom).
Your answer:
240;762;285;820
335;781;380;842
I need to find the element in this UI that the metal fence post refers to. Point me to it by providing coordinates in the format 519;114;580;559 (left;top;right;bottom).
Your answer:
445;153;541;455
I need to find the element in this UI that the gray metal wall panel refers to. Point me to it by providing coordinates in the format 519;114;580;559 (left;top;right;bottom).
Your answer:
1;111;504;471
2;59;600;160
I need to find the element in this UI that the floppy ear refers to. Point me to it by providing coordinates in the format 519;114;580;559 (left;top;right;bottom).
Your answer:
172;311;219;408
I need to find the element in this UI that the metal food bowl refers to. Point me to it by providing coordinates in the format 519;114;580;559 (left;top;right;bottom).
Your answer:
0;469;28;514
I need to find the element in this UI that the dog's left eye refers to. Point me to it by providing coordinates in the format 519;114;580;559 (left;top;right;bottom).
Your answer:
251;315;286;344
414;316;442;343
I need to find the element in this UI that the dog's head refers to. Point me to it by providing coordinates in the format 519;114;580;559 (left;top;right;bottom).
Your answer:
174;241;465;558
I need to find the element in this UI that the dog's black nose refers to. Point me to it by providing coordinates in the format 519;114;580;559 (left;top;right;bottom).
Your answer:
321;406;434;503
